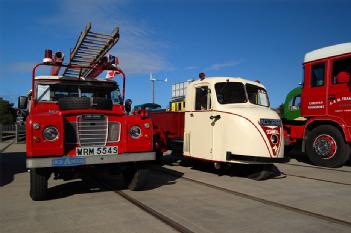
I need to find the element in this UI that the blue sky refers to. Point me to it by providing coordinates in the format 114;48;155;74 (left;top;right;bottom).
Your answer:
0;0;350;108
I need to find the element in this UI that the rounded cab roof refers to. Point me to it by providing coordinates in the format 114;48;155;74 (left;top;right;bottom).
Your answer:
191;77;266;89
304;42;351;63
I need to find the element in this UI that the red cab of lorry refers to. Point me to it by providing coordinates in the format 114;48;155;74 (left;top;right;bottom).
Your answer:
284;42;351;167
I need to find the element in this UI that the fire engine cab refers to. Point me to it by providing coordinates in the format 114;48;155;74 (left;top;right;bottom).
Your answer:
18;24;155;201
283;42;351;167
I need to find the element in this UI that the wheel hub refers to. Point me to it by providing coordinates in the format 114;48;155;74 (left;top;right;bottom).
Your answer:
313;134;337;160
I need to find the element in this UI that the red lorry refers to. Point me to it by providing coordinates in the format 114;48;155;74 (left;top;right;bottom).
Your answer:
283;42;351;167
18;24;155;201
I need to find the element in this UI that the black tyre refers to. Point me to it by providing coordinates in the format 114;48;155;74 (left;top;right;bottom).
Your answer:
306;125;350;168
30;168;50;201
122;167;149;191
58;97;90;110
155;150;163;164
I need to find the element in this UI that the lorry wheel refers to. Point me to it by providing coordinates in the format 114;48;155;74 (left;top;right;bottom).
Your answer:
122;167;149;191
30;168;50;201
306;125;350;168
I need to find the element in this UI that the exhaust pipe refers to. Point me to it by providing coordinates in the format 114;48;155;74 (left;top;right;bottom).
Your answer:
50;51;64;76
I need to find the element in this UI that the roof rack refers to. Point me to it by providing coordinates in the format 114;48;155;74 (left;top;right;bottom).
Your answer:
62;22;120;78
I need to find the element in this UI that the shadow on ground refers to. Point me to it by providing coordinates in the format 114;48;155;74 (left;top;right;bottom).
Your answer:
286;148;351;167
0;151;27;187
162;154;285;181
46;166;184;200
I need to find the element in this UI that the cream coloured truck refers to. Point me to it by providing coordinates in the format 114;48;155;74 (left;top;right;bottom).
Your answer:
151;77;286;170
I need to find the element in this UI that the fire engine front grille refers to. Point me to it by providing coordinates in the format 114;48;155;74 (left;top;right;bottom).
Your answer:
77;114;108;146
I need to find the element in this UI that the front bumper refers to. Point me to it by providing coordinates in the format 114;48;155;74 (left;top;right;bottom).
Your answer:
226;152;289;164
27;152;156;168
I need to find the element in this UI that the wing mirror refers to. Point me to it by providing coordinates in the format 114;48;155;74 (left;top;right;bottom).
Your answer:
125;99;132;115
18;96;28;110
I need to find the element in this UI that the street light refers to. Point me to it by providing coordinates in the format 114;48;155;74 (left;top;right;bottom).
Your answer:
150;72;167;104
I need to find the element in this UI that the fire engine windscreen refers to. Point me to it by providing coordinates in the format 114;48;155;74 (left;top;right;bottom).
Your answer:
36;81;122;104
215;82;269;107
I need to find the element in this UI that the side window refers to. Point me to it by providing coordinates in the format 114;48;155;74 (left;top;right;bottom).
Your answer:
195;86;210;110
332;57;351;84
289;95;301;111
311;63;325;87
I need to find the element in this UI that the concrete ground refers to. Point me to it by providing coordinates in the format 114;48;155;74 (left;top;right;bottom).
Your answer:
1;144;350;233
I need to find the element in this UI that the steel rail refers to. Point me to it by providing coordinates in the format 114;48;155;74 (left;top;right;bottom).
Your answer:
153;167;351;228
98;179;195;233
281;172;351;186
281;163;351;173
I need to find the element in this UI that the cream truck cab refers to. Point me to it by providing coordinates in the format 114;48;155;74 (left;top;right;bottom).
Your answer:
182;77;285;164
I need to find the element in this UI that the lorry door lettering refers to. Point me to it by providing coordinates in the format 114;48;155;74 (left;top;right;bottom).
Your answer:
302;62;327;116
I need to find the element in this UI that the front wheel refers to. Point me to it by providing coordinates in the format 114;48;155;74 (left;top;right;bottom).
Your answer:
30;168;50;201
306;125;350;168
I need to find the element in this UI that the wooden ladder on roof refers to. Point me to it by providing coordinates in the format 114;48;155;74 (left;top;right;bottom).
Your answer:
62;23;120;78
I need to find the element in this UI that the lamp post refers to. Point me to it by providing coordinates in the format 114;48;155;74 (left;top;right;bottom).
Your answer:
150;72;167;104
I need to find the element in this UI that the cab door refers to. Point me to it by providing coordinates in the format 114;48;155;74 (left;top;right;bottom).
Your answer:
184;84;213;160
301;61;328;116
327;55;351;125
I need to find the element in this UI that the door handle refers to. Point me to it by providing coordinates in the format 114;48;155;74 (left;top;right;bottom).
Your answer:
328;94;336;101
190;113;194;117
210;115;221;120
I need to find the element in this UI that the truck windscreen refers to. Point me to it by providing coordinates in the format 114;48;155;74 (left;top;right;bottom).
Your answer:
36;82;121;104
215;82;246;104
246;84;269;107
215;82;269;107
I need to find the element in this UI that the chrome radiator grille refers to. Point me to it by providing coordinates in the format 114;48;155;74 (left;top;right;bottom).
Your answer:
77;114;108;146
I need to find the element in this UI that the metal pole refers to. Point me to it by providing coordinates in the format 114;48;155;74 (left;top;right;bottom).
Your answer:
15;123;18;143
152;80;155;104
0;124;2;142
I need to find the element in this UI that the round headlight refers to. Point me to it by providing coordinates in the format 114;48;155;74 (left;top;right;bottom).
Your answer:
270;134;278;144
144;123;150;129
43;126;59;141
129;125;142;139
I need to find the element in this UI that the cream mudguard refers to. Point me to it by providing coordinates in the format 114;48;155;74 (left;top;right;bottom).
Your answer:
183;77;284;164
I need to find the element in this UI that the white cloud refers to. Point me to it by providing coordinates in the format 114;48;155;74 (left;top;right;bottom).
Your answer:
6;61;35;73
206;60;243;71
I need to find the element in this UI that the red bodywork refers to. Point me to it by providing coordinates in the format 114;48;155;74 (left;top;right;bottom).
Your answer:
27;63;153;159
150;112;184;152
284;52;351;146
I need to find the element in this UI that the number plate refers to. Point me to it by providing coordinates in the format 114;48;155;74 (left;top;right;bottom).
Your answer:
76;146;118;156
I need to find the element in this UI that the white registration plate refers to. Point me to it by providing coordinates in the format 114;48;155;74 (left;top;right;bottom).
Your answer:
76;146;118;156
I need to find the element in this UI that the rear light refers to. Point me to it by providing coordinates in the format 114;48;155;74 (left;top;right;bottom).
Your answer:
108;122;120;142
43;126;59;141
129;125;142;139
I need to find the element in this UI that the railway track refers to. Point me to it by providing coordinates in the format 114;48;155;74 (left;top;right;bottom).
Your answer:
152;166;351;228
97;178;195;233
281;163;351;174
280;172;351;186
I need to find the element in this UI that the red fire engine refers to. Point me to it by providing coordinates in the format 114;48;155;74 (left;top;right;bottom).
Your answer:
283;42;351;167
18;23;155;201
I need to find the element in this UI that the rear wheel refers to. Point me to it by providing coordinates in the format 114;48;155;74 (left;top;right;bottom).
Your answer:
306;125;350;168
122;166;149;191
30;168;50;201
